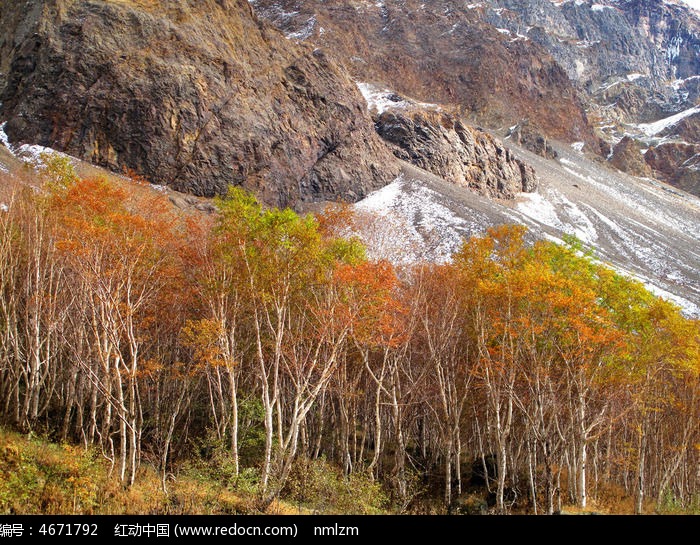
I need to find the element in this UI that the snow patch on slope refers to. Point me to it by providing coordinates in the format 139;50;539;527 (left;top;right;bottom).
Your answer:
286;15;316;40
516;187;598;244
1;121;74;170
636;105;700;136
356;83;439;115
0;123;10;150
356;175;486;263
517;191;564;232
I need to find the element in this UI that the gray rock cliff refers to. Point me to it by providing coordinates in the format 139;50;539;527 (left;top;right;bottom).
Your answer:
375;107;537;199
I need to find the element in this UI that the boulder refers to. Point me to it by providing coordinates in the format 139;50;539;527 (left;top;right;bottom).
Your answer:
507;120;558;160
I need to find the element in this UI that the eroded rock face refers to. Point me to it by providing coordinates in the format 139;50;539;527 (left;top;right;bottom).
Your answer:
670;157;700;196
645;141;700;192
659;111;700;142
645;112;700;195
375;108;537;199
0;0;399;207
498;0;700;88
610;136;653;177
486;0;700;127
506;120;558;160
250;0;597;148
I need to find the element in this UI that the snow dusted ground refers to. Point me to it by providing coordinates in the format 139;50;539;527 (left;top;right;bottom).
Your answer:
636;105;700;137
355;171;495;264
513;143;700;315
0;122;74;171
356;83;439;115
0;123;13;174
356;142;700;316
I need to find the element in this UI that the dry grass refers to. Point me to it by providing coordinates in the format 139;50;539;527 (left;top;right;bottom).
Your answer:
0;428;262;515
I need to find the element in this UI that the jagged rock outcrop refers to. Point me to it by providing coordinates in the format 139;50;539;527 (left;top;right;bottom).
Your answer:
644;111;700;195
375;108;537;199
506;120;558;160
659;110;700;141
0;0;400;207
610;136;653;177
670;156;700;196
645;141;700;193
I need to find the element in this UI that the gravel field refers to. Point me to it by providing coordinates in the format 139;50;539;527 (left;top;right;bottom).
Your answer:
356;141;700;316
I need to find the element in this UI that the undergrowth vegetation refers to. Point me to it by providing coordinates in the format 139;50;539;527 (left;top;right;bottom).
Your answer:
0;428;389;515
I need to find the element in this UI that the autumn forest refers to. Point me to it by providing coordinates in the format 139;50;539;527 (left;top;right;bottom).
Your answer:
0;159;698;515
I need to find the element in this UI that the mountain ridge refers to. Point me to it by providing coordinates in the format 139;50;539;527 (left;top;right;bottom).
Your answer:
250;0;599;149
250;0;700;194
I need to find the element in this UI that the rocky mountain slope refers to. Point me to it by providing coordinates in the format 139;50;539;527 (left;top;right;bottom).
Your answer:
0;0;698;314
0;0;401;207
251;0;700;195
0;0;549;207
250;0;598;148
355;141;700;316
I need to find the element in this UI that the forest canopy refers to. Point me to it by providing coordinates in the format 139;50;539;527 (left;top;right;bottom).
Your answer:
0;161;698;514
